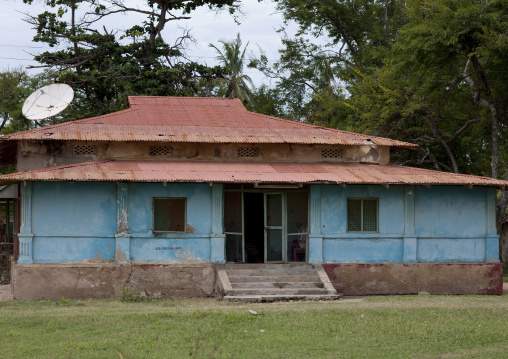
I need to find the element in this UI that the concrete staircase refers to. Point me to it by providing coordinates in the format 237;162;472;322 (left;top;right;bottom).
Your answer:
216;263;341;302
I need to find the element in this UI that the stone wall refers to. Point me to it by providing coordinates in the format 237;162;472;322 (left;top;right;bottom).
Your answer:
322;263;503;295
12;263;216;300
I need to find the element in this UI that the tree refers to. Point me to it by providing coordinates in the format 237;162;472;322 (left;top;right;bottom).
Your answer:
22;0;241;119
0;68;48;135
250;0;407;121
209;33;254;103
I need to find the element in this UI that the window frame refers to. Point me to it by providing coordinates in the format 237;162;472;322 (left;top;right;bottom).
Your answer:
347;198;379;233
153;197;187;233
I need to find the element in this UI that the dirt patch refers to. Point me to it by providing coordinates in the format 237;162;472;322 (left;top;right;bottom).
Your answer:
0;284;13;301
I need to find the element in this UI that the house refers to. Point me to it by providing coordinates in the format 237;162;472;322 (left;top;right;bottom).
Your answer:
0;96;504;299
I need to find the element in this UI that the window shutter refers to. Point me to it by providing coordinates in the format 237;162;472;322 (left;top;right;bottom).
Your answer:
154;198;170;231
347;199;362;232
362;199;377;232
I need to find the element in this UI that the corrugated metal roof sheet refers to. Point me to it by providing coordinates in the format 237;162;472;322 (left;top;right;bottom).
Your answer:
1;97;417;148
0;160;506;188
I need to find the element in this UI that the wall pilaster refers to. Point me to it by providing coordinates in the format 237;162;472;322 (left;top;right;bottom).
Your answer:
19;182;33;264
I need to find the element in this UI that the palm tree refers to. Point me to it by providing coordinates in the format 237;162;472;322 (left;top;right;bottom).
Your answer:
209;33;254;103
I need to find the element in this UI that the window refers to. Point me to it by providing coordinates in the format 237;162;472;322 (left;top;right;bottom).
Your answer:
347;198;378;232
153;198;186;232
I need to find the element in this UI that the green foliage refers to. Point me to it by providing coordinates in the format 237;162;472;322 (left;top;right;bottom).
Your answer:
258;0;508;182
22;0;241;119
120;285;146;303
0;68;47;135
209;33;254;103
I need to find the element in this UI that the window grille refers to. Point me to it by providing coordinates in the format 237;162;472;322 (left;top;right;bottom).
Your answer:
321;148;342;158
153;198;186;232
237;147;259;157
150;145;172;156
347;198;378;232
73;145;95;156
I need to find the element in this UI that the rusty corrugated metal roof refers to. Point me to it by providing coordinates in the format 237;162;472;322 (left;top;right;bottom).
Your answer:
1;97;417;148
0;160;506;188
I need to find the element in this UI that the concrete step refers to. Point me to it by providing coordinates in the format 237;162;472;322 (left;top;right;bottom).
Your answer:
226;268;317;277
216;263;339;302
228;275;321;283
224;263;311;270
223;294;342;303
230;281;325;289
226;288;331;296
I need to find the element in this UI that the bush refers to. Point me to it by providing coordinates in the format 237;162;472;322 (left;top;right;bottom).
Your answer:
120;285;145;303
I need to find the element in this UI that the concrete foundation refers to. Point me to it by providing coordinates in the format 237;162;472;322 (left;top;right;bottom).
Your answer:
12;263;216;300
11;262;503;300
322;263;503;295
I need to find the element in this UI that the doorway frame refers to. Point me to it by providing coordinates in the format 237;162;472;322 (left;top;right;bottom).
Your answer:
223;184;309;263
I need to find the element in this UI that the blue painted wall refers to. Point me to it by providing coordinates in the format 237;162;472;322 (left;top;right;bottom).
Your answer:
128;182;213;263
29;181;214;263
316;184;498;263
26;181;498;264
32;182;116;263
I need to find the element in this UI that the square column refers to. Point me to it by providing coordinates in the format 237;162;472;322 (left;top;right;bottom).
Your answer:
308;185;323;263
115;183;130;264
485;187;499;263
18;182;33;264
210;183;225;263
403;186;417;263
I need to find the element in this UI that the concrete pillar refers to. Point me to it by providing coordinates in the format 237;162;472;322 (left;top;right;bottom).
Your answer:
18;182;33;264
309;185;323;263
485;187;499;262
210;183;225;263
115;183;130;264
403;186;417;263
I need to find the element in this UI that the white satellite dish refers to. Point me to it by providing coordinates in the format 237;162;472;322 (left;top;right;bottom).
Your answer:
22;83;74;120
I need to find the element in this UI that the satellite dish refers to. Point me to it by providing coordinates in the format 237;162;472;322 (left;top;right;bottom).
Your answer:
22;83;74;120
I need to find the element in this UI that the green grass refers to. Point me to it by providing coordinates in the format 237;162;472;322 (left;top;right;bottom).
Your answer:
503;263;508;282
0;296;507;359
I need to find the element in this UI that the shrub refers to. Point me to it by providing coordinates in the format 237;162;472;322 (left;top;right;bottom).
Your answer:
120;285;145;303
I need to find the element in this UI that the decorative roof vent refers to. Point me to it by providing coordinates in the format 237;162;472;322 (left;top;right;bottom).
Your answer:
321;148;342;158
73;145;95;156
238;147;259;157
150;145;172;156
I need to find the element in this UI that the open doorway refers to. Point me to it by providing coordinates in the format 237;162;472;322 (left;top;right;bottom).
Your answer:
243;193;264;263
224;185;308;263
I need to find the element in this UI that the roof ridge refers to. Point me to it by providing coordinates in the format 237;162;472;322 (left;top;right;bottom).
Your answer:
244;111;416;146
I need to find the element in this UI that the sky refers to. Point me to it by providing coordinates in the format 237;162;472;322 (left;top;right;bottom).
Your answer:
0;0;297;86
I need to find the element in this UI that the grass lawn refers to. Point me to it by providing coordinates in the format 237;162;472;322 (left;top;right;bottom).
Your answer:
0;295;507;359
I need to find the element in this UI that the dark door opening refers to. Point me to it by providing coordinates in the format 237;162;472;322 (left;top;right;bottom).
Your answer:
243;193;264;263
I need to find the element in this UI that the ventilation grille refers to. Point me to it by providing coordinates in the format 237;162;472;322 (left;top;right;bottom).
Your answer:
238;147;259;157
321;148;342;158
150;145;172;156
73;145;95;156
